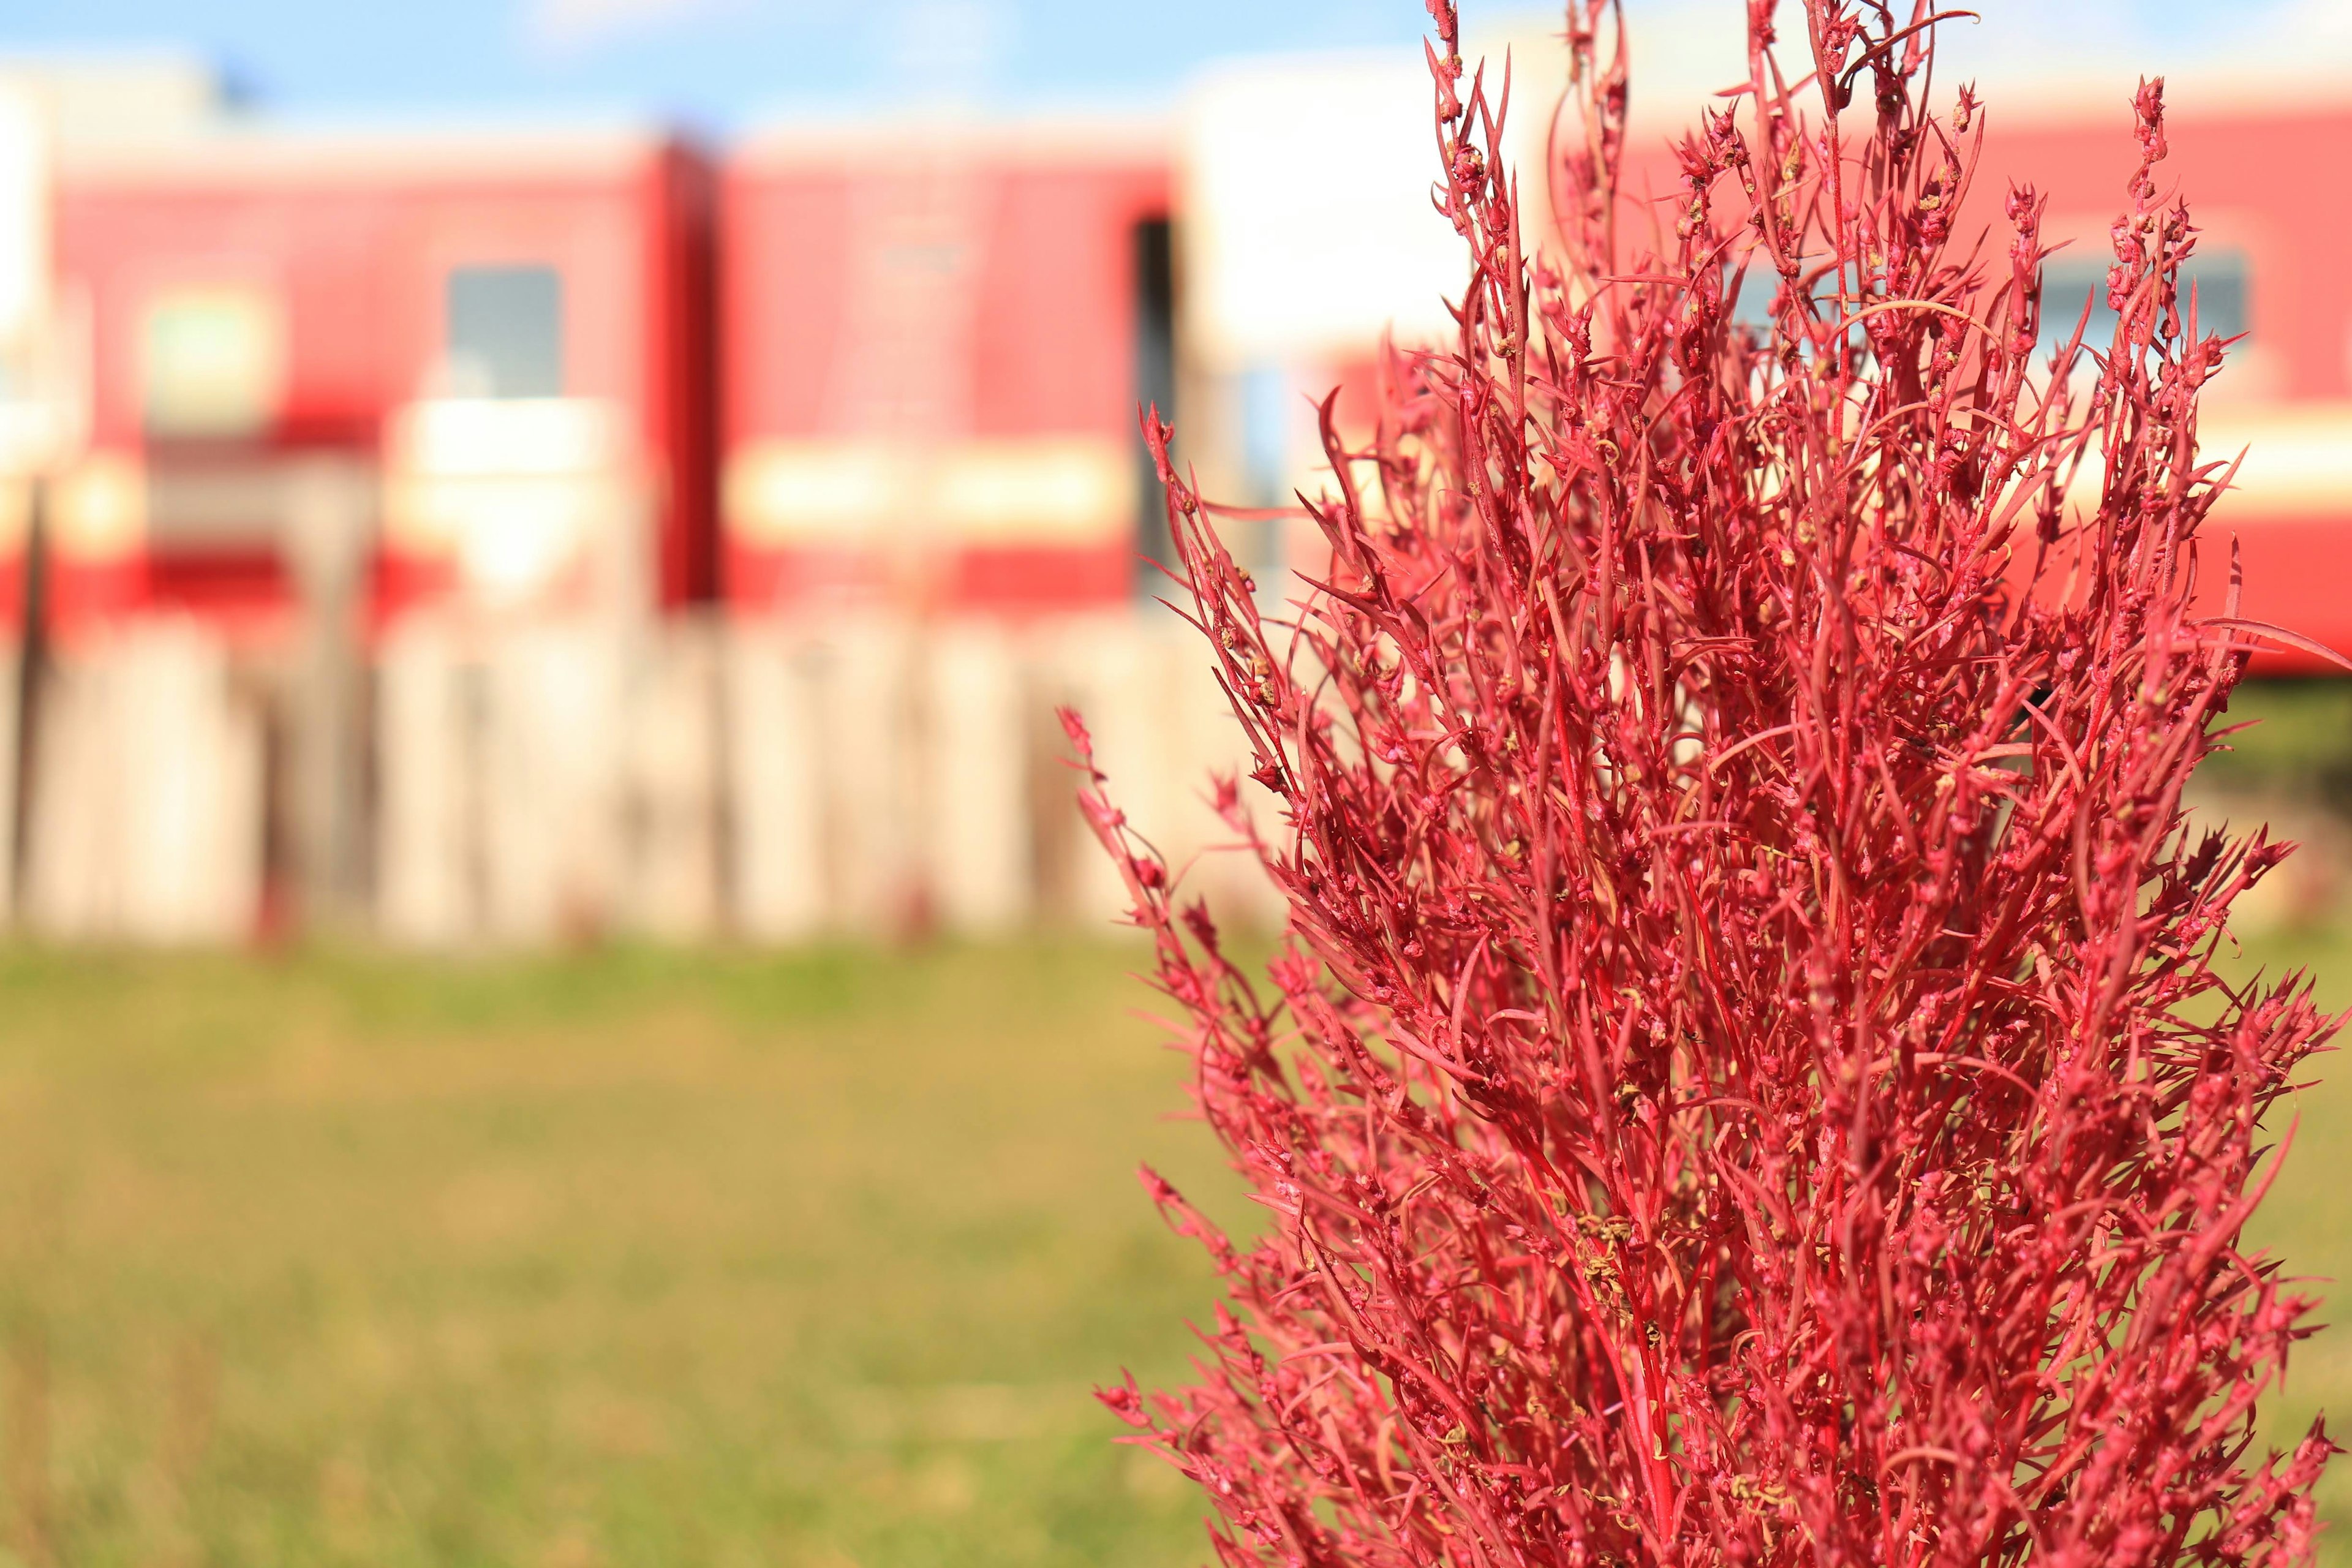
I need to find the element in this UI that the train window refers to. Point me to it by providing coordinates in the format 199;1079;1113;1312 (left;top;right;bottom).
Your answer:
1724;261;1845;346
1133;217;1177;584
2037;249;2249;355
140;283;284;439
445;264;564;399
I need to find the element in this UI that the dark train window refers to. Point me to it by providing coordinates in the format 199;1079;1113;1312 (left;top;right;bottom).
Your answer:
2037;250;2248;355
445;264;564;399
1133;217;1177;587
1724;262;1842;344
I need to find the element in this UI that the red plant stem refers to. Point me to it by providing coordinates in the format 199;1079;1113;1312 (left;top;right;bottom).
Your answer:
1080;4;2339;1566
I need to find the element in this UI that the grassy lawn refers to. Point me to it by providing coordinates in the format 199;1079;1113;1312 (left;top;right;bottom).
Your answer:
2231;924;2352;1562
0;942;1249;1567
0;928;2341;1566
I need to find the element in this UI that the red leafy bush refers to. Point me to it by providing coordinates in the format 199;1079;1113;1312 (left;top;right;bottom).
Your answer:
1074;2;2337;1564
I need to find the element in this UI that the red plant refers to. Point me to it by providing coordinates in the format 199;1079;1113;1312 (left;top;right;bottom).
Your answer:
1072;1;2339;1564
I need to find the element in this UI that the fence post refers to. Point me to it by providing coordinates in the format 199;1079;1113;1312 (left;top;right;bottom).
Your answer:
24;620;261;942
723;623;828;941
375;619;473;946
623;617;723;941
282;454;374;932
924;619;1030;934
478;624;626;944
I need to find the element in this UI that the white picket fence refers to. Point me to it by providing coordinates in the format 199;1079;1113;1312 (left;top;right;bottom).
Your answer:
21;623;260;942
6;610;1283;946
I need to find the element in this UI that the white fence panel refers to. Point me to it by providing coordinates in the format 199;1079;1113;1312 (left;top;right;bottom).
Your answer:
478;625;627;944
723;625;830;943
25;620;261;943
12;608;1287;948
375;620;472;946
622;617;722;941
923;620;1030;935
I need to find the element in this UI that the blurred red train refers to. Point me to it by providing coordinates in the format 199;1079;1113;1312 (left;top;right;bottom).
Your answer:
720;118;1171;618
13;75;2352;666
24;107;1174;652
43;123;715;641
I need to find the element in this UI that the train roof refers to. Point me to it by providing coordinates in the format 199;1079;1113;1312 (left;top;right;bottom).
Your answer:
730;108;1170;172
55;116;693;189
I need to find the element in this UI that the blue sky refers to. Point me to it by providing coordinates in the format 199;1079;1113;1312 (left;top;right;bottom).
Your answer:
0;1;1438;130
0;0;2318;134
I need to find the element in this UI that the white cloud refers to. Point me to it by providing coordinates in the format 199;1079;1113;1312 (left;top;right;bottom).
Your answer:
2251;0;2352;53
522;0;748;58
1523;0;2351;135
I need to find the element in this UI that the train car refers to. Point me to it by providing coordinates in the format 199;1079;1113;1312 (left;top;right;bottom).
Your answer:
46;118;716;642
1594;83;2352;670
1951;89;2352;672
719;116;1173;619
1184;42;2352;671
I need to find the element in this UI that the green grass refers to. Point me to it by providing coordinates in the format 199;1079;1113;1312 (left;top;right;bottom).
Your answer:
2205;679;2352;797
0;942;1251;1567
0;932;2342;1566
2231;924;2352;1561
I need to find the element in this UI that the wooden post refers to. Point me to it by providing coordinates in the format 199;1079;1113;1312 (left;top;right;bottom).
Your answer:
21;644;116;937
816;614;918;936
924;619;1029;933
623;617;722;941
281;454;373;933
115;619;262;943
723;624;827;941
478;624;625;944
1042;612;1163;929
374;619;472;946
23;621;262;943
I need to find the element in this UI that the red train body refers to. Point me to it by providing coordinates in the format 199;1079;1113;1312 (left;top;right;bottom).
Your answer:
46;124;714;639
718;119;1169;617
1968;97;2352;671
21;86;2352;665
